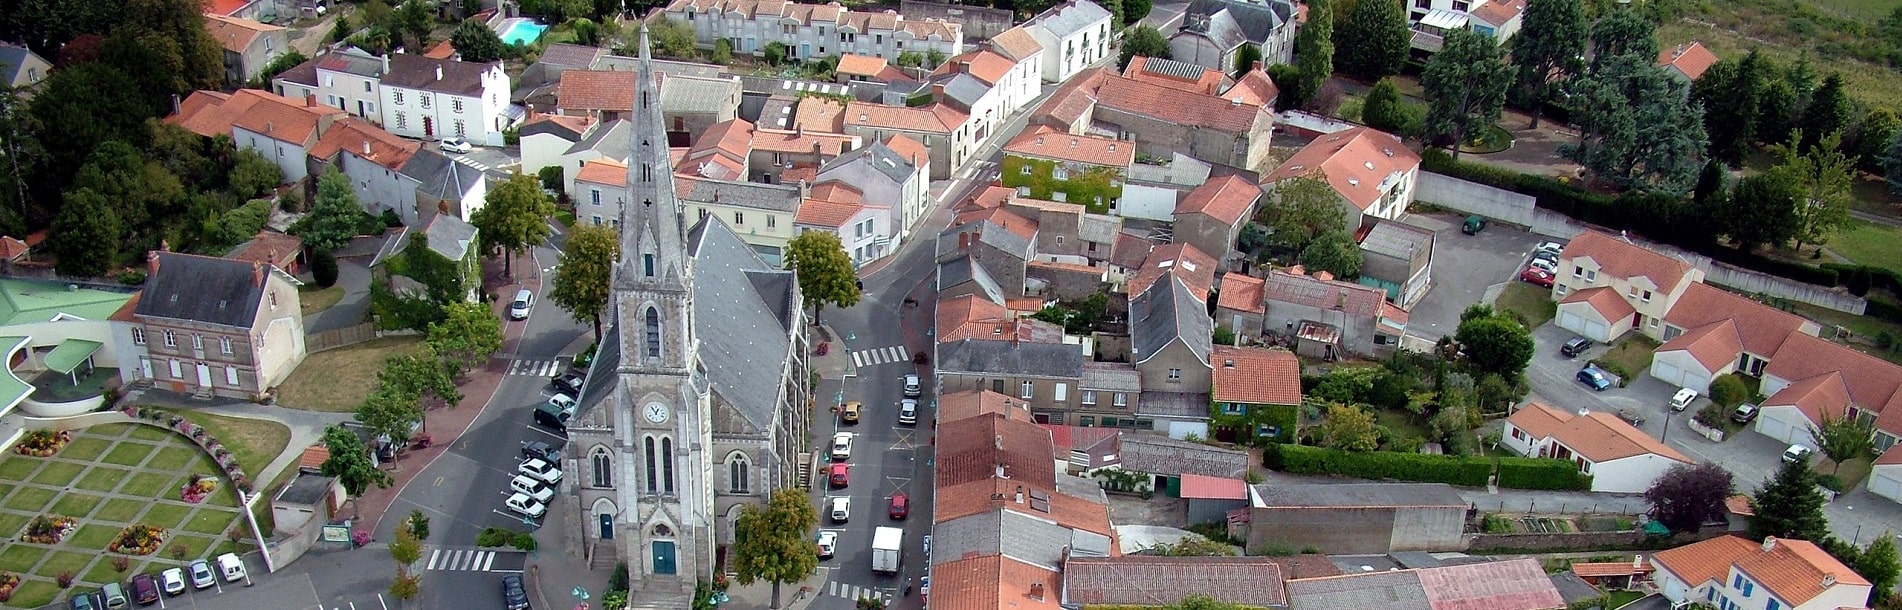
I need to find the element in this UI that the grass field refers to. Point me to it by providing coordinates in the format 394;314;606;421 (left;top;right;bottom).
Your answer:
1828;221;1902;275
1493;283;1558;329
275;336;425;412
299;285;346;316
1659;2;1902;111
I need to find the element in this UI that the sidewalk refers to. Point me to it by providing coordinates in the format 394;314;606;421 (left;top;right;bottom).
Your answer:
723;568;831;610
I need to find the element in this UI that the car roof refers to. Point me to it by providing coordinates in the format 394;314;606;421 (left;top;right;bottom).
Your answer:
833;432;853;441
1674;388;1697;398
818;531;838;541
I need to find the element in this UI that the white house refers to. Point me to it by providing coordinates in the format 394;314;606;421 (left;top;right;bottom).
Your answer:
1501;402;1690;494
1750;331;1902;450
1547;231;1702;345
1170;0;1299;70
1651;536;1871;610
660;0;962;62
517;111;598;181
1871;446;1902;504
1023;0;1113;83
842;102;970;180
1261;127;1422;233
378;54;511;146
555;120;632;196
795;196;887;266
307;117;425;225
168;89;346;184
814;137;928;249
989;26;1046;111
572;158;627;228
272;48;387;123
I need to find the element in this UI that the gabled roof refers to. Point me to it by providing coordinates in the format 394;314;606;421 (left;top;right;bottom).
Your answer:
421;214;478;261
1560;286;1635;322
520;111;597;141
0;44;48;88
934;293;1066;343
1223;68;1280;107
135;252;280;328
942;49;1017;86
836;53;889;78
168;89;342;143
1658;42;1720;81
310;117;421;170
793;199;866;228
937;411;1061;490
1655;319;1744;372
884;134;929;167
225;232;303;269
1559;231;1695;292
1126;243;1218;298
576;159;629;187
1063;556;1285;607
938;389;1034;424
684;215;803;431
684;119;755;181
1653;536;1868;607
1665;282;1813;357
1261;268;1385;317
846;101;966;134
1131;274;1214;367
1763;332;1902;416
1210;345;1301;405
1094;70;1269;134
1027;0;1113;37
556;70;638;113
400;149;485;201
1216;272;1266;314
928;554;1064;610
1004;126;1133;168
937;339;1085;380
1178;0;1294;50
1506;403;1690;464
990;26;1045;62
1124;55;1227;95
1287;558;1563;610
204;14;283;55
751;128;857;156
381;54;499;97
1254;482;1466;509
1120;433;1249;478
537;43;608;69
1175;174;1259;225
1761;372;1852;429
1263;126;1421;211
942;207;1037;258
791;97;847;133
1469;0;1527;26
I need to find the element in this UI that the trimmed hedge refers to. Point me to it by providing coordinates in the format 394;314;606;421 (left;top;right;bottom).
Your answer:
1496;456;1593;491
1279;444;1492;486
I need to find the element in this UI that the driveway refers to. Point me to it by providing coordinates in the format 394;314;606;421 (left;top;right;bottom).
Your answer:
303;257;370;334
1404;213;1544;340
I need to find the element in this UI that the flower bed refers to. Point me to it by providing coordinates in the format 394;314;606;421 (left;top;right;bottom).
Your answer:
121;406;252;494
107;524;166;555
0;571;19;602
13;429;73;457
180;474;219;504
19;515;77;544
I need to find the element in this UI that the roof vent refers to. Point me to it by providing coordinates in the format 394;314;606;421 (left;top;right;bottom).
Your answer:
1364;161;1376;170
1383;148;1395;157
995;434;1003;449
1762;537;1778;552
1108;143;1116;151
1231;97;1242;106
1223;359;1235;368
1347;178;1359;186
1036;136;1044;145
1288;164;1304;172
1070;138;1078;147
1822;574;1837;588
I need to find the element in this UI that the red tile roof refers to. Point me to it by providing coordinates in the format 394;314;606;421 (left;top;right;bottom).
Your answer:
1176;174;1260;225
1506;403;1690;464
309;117;420;170
1655;536;1868;607
576;159;628;187
794;198;865;228
0;236;28;261
752;128;857;155
809;181;863;204
1878;445;1902;467
1210;345;1301;405
1224;68;1279;107
1004;126;1133;168
1764;332;1902;415
423;39;456;59
1655;319;1744;372
935;49;1016;86
1470;0;1527;26
1762;372;1851;430
883;134;929;167
523;111;597;137
1031;69;1109;130
1263;126;1421;211
935;294;1065;343
226;232;303;267
207;0;251;16
684;119;754;180
928;555;1064;610
1216;273;1265;314
936;413;1058;491
1126;243;1218;298
1560;286;1636;322
1095;70;1269;134
791;97;847;134
557;70;638;114
953;206;1038;242
165;90;244;138
1665;283;1813;357
299;445;329;471
1658;42;1720;81
990;26;1044;62
846;101;966;134
1416;558;1568;610
204;14;283;55
1559;231;1695;292
228;89;345;145
836;53;889;77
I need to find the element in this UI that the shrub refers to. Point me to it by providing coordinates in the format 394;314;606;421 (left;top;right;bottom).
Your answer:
608;562;630;594
510;532;537;551
1495;456;1592;491
1262;442;1286;471
1709;374;1751;409
1694;403;1729;429
476;527;512;547
312;250;339;288
1278;444;1492;486
1818;473;1845;492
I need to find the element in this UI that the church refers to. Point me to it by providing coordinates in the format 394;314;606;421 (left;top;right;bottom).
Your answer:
564;27;814;604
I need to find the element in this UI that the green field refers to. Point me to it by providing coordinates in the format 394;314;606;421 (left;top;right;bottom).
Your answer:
1828;221;1902;275
1658;0;1902;111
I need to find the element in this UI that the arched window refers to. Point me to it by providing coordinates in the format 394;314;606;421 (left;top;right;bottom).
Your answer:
660;437;676;495
727;454;751;494
591;447;613;488
642;436;658;494
645;308;662;360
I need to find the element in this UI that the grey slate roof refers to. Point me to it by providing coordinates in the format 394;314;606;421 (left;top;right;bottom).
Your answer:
820;140;916;187
660;74;741;111
1286;570;1430;610
1032;0;1114;37
422;214;477;261
400;149;485;202
1358;218;1434;260
539;43;608;69
136;252;271;327
1118;433;1249;478
0;45;45;84
590;55;728;78
1137;57;1212;81
1136;391;1211;418
1131;273;1212;365
1080;361;1141;392
930;509;1080;569
1180;0;1294;51
575;317;623;416
936;340;1085;379
936;219;1034;260
1251;483;1467;509
274;473;338;506
1549;572;1600;604
1078;213;1120;245
1056;472;1109;503
676;178;803;213
563;119;632;158
924;72;993;109
381;55;498;97
935;255;1003;303
686;215;799;429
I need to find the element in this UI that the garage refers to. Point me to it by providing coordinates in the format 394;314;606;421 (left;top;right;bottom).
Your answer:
1557;311;1605;341
1754;408;1807;444
1871;468;1902;502
1652;360;1687;387
1650;357;1710;393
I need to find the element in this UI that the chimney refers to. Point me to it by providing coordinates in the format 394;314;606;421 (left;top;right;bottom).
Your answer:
813;140;824;159
1762;537;1778;552
147;251;162;276
252;261;264;286
798;179;811;198
1315;270;1334;281
1251;60;1263;72
1029;583;1046;602
381;54;389;74
1632;555;1644;568
435;64;444;81
1014;486;1024;504
933;83;946;99
1822;574;1837;588
957;60;971;73
959;232;971;248
363;141;372;156
994;434;1003;449
265;122;274;133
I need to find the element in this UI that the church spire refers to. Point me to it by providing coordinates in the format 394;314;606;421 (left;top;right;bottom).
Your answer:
617;24;689;289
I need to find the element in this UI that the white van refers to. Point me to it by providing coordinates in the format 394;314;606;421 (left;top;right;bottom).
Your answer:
510;475;554;503
508;290;534;320
215;553;247;583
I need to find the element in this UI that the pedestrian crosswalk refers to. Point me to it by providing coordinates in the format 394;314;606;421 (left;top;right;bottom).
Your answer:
452;155;490;171
509;358;566;377
424;548;499;572
826;581;892;604
852;345;910;368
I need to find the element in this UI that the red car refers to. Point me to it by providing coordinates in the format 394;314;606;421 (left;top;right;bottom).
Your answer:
1519;266;1555;288
828;463;849;488
888;493;910;520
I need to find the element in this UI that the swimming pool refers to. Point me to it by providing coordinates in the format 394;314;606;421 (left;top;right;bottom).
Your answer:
497;19;547;46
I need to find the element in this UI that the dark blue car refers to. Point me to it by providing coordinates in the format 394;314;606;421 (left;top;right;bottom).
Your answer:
1576;366;1612;391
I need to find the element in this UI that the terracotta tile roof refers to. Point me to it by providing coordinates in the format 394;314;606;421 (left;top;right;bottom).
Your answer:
1658;42;1720;81
165;90;244;138
557;70;638;113
1216;273;1265;314
752;128;857;155
226;232;303;267
936;413;1058;491
423;39;456;59
1506;402;1690;464
1878;445;1902;467
953;206;1038;241
836;53;889;77
1267;554;1343;580
309;117;421;170
990;26;1044;62
1210;345;1300;405
1570;561;1653;578
1559;231;1694;292
523;111;596;137
1225;68;1280;107
1726;494;1755;516
229;90;345;145
1095;71;1270;134
575;159;628;187
1126;243;1217;298
1260;268;1385;317
883;134;929;167
1764;332;1902;415
1658;536;1867;607
1064;556;1285;607
780;165;818;184
1470;0;1527;25
299;445;329;471
1124;55;1227;95
929;555;1064;610
1665;283;1813;357
846;101;965;134
1112;231;1157;270
1004;126;1133;168
208;0;249;15
794;198;864;228
1005;297;1045;312
1003;196;1085;216
938;389;1032;424
1379;302;1410;327
809;181;863;204
1032;69;1109;130
962;185;1014;212
1655;319;1744;372
204;14;283;55
1176;174;1259;225
0;236;28;261
1770;372;1854;429
1560;286;1636;322
935;49;1016;86
935;293;1066;343
1026;260;1103;275
684;119;754;180
791;97;847;133
1263;126;1420;211
1043;423;1121;456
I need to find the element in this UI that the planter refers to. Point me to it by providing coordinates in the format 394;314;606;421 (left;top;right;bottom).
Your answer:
180;475;219;505
20;515;77;544
13;429;72;457
107;524;167;555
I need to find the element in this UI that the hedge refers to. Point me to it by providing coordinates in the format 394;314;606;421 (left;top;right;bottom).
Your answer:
1868;297;1902;324
1495;456;1593;491
1278;444;1492;486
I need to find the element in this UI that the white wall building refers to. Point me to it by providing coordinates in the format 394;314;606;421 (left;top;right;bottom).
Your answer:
378;55;511;146
1651;536;1872;610
1023;0;1113;83
661;0;962;62
272;48;387;123
1501;403;1691;494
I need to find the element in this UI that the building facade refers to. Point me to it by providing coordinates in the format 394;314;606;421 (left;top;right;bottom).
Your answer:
378;55;511;146
133;252;306;400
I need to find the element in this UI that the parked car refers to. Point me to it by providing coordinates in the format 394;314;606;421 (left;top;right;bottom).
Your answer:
1531;249;1559;264
1560;337;1592;358
1732;403;1761;424
840;401;862;424
1520;266;1555;288
502;574;530;610
1670;388;1699;412
510;474;555;503
829;497;851;523
1462;215;1487;234
518;458;563;485
828;463;849;488
1576;365;1612;391
816;531;839;559
830;432;854;461
888;493;909;520
216;553;246;583
130;573;159;605
549;370;585;395
187;560;215;589
1527;257;1558;273
521;440;562;463
1783;443;1814;464
100;582;126;608
898;399;918;425
439;137;473;154
1535;241;1566;256
158;567;185;596
505;492;548;519
68;591;101;610
508;289;534;320
903;374;922;398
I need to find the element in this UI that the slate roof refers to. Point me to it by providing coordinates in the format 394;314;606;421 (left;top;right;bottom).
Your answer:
938;213;1035;260
685;215;799;429
1253;483;1466;509
1063;556;1286;607
660;73;741;112
1080;361;1141;392
1130;274;1213;366
1135;391;1209;418
136;252;277;327
422;214;478;261
818;140;916;189
1359;219;1434;261
1029;0;1112;37
932;509;1085;569
936;256;1004;302
1179;0;1294;51
1262;269;1385;316
1119;433;1249;478
381;55;499;97
936;339;1085;379
673;174;803;213
538;43;608;69
1287;569;1430;610
0;45;46;86
400;149;485;201
926;71;996;110
563;119;632;160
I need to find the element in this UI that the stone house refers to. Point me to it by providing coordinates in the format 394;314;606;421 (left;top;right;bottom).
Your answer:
1356;218;1435;308
1260;269;1400;359
204;14;288;87
1172;174;1260;269
133;252;305;400
1207;345;1302;443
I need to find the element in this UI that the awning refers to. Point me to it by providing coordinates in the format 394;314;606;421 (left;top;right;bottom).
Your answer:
44;339;102;375
1419;9;1470;30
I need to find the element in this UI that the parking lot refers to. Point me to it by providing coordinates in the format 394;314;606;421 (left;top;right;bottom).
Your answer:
1404;213;1545;340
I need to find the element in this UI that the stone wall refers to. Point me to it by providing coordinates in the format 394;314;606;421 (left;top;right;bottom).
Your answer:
1467;526;1725;552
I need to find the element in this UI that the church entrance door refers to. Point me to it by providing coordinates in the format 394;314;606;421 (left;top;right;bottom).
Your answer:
652;541;676;574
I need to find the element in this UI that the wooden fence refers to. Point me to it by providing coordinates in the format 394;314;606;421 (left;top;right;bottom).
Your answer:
307;322;379;353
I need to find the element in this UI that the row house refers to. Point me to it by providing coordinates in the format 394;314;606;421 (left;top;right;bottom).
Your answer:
1021;0;1114;83
1207;345;1303;443
205;14;288;87
661;0;962;62
517;111;600;187
674;174;805;265
1550;231;1706;345
273;49;388;124
924;48;1036;147
843;101;970;179
795;188;887;265
1256;267;1406;359
169;89;346;184
1171;0;1299;70
1262;126;1423;234
749;127;859;184
1171;174;1260;269
937;206;1037;297
378;54;511;146
131;252;306;400
989;26;1047;100
306;117;424;225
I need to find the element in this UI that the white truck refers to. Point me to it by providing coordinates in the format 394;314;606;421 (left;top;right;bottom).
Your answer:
871;526;904;574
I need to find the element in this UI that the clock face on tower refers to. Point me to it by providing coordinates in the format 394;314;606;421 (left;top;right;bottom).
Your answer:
643;402;671;424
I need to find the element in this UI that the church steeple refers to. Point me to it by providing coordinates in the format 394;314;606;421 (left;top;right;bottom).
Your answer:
617;24;689;291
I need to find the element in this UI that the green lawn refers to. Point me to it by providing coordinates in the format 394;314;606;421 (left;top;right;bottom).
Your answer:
147;446;197;472
1830;456;1876;490
299;285;347;316
100;442;155;467
61;436;111;460
182;509;238;535
0;511;28;541
74;467;129;493
0;457;39;479
169;534;217;559
95;498;148;523
69;523;119;549
1494;282;1557;329
1829;221;1902;275
28;461;84;487
1373;409;1434;446
4;486;55;511
8;579;59;608
38;551;92;577
1599;336;1660;382
142;504;192;531
49;494;99;519
0;546;46;572
125;424;172;442
165;410;292;478
274;336;425;412
1606;590;1647;609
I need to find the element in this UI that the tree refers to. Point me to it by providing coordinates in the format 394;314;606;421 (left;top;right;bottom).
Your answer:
1102;0;1124;31
1809;411;1875;474
451;19;508;63
1317;404;1380;451
406;509;431;541
1749;459;1830;542
226;149;282;199
319;424;392;514
1124;0;1152;25
712;38;734;64
730;489;819;609
356;385;422;443
1852;108;1898;173
1887;129;1902;196
27;62;153;202
1146;534;1238;556
1561;53;1708;193
470;173;556;278
1799;74;1853;151
1768;131;1857;250
381;346;463;420
394;0;435;49
1454;311;1534;378
1509;0;1587;128
1696;52;1771;164
312;250;339;287
1718;168;1803;252
1231;43;1262;80
50;188;122;277
295;171;367;253
647;18;697;59
1857;535;1901;597
782;231;860;325
1288;0;1334;110
1118;25;1171;70
763;41;789;66
1299;230;1363;278
1334;0;1409;81
390;526;423;567
1260;174;1345;251
1422;29;1511;159
387;572;420;600
550;224;621;338
1692;159;1730;207
1644;462;1734;532
1361;78;1419;137
427;302;505;376
399;236;466;308
1172;596;1247;610
1587;9;1657;71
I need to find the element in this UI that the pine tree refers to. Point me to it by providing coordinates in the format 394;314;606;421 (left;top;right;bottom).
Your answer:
1289;0;1334;110
1421;29;1512;160
1798;73;1854;151
1748;459;1830;542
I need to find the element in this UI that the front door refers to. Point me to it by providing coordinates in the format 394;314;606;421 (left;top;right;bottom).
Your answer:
652;541;676;575
195;363;212;388
139;357;152;379
423;116;435;138
599;514;614;540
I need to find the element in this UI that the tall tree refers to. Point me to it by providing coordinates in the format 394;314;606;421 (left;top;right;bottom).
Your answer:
1509;0;1588;128
1719;168;1803;252
319;424;392;516
227;149;283;199
380;345;463;425
1768;131;1857;250
0;83;41;228
470;172;556;278
1334;0;1410;81
389;526;423;569
1118;25;1172;70
730;489;820;609
115;0;226;95
1852;109;1899;174
1453;309;1535;378
782;231;860;325
1316;404;1380;451
427;302;505;376
1692;159;1730;207
1421;29;1512;160
1124;0;1152;25
394;0;435;50
1694;52;1771;164
1587;9;1657;70
646;17;697;58
1809;411;1875;474
1749;459;1830;542
50;188;123;277
1360;78;1419;137
1644;462;1734;532
1299;230;1363;278
549;224;621;338
451;19;508;63
1563;53;1708;193
295;171;367;253
1858;535;1901;597
1798;74;1854;152
1290;0;1335;110
1261;174;1346;251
